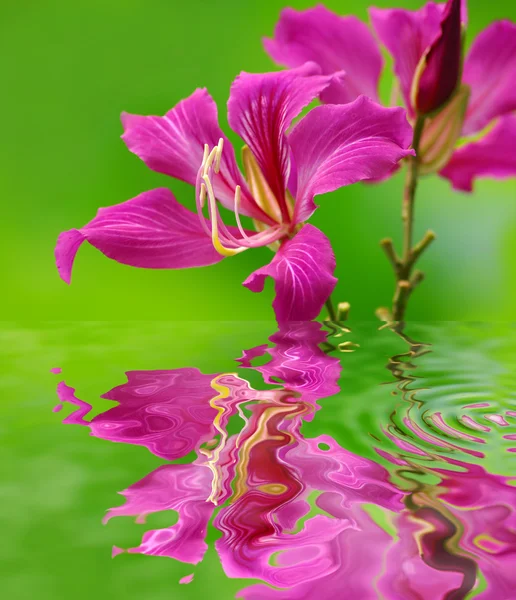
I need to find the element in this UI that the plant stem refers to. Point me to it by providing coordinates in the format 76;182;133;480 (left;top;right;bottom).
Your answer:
401;117;425;270
325;297;337;321
382;116;436;322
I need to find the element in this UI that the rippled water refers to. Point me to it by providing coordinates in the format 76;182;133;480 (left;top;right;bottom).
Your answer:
2;322;516;599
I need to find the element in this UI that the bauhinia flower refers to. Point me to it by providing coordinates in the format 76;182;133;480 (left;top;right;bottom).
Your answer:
55;64;413;322
265;1;516;191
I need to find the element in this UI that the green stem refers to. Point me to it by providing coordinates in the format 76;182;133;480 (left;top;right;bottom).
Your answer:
389;116;435;322
325;297;337;321
401;117;425;270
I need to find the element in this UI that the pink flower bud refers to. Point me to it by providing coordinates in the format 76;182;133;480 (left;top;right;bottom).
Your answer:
412;0;463;115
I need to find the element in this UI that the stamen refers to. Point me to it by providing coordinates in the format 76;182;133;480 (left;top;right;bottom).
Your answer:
201;143;209;168
203;171;244;257
233;185;250;241
197;140;288;256
199;182;207;208
214;138;224;173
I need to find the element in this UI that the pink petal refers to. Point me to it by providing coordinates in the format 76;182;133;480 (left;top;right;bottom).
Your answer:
238;322;341;408
243;225;337;324
440;115;516;192
289;97;414;223
55;188;229;284
378;512;464;599
264;6;383;104
369;2;444;113
462;20;516;136
414;0;462;115
121;89;262;220
104;464;213;564
92;369;251;460
223;430;401;597
227;65;335;222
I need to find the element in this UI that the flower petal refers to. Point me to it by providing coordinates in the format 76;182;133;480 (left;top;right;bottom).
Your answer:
462;20;516;136
264;6;383;104
55;188;230;284
243;224;336;324
378;512;465;599
93;368;223;460
121;89;262;219
369;2;444;113
413;0;462;115
238;322;341;407
104;464;213;564
440;115;516;192
289;96;414;224
227;65;335;222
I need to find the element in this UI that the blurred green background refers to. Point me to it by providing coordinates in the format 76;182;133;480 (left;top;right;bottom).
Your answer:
1;0;516;321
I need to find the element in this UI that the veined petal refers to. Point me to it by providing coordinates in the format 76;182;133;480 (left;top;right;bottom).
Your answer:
55;188;234;283
369;2;444;113
462;21;516;136
243;224;337;324
227;64;336;223
289;97;414;224
440;115;516;192
412;0;462;115
121;89;263;221
264;6;383;104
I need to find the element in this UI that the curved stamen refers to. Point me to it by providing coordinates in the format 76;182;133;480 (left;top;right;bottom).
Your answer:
198;138;288;256
233;185;249;241
203;172;244;257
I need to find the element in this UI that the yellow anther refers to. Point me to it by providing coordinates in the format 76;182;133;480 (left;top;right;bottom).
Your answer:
199;182;207;208
214;138;224;173
234;185;241;210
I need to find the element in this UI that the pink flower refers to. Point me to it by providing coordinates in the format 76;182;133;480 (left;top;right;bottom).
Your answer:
55;65;413;322
265;1;516;191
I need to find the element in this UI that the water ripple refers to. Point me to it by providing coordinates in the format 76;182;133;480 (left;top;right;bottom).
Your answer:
53;322;516;599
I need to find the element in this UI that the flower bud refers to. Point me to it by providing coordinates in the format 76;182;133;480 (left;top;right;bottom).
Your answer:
418;84;470;174
411;0;463;115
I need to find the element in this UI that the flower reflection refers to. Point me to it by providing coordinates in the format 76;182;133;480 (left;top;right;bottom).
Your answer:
54;322;516;599
379;324;516;599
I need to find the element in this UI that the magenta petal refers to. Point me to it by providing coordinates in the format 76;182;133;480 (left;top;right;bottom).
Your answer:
378;512;464;599
462;21;516;136
92;369;251;460
440;115;516;192
243;225;336;324
55;188;229;284
227;65;335;218
289;97;414;223
414;0;462;115
121;89;256;217
370;2;443;112
104;464;213;564
264;6;383;104
238;322;341;407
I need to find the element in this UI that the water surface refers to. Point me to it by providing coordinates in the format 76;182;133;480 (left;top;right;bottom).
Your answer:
1;321;515;599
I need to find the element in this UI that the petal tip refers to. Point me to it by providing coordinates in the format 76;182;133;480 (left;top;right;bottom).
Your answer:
55;228;86;285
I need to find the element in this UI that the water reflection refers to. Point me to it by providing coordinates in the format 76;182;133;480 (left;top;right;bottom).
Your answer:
53;321;516;599
377;324;516;599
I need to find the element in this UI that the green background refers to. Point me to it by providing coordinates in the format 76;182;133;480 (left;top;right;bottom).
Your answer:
2;0;515;322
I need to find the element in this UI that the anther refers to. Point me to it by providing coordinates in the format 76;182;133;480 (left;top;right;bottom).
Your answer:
214;138;224;174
